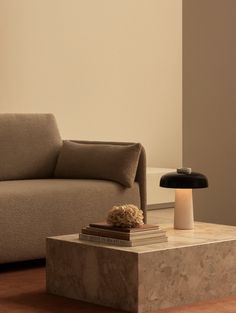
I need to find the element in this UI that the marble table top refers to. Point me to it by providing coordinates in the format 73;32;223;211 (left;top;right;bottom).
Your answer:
49;208;236;254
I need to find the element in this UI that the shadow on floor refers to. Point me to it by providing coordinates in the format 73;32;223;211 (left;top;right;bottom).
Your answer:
0;258;46;272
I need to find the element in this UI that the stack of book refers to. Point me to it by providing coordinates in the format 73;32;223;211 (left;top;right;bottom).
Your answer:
79;222;167;247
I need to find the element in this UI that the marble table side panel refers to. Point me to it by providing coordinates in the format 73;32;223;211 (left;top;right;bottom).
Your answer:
138;240;236;313
46;238;139;312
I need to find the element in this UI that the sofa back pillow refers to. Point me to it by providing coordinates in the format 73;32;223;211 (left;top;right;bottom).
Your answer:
54;141;142;187
0;113;62;180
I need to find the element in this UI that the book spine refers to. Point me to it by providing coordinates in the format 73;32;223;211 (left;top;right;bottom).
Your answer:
79;233;132;247
89;223;160;232
82;229;129;240
82;228;166;240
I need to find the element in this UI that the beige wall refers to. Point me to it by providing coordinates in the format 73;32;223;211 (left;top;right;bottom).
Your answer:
183;0;236;224
0;0;182;168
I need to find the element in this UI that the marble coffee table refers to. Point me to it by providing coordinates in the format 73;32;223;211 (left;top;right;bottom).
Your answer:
46;215;236;313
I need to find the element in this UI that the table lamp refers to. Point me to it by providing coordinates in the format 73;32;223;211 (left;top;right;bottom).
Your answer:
160;168;208;230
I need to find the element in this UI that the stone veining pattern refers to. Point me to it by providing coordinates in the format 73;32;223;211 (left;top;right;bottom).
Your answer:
46;210;236;313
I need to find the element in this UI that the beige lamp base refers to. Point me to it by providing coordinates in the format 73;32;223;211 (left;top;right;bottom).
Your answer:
174;189;193;229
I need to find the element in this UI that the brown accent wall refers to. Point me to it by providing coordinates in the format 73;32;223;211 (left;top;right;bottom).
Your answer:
183;0;236;224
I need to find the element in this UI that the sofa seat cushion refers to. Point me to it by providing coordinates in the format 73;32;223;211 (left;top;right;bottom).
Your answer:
0;179;140;263
0;114;62;180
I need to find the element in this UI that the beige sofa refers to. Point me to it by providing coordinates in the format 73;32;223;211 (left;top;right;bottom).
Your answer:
0;114;146;263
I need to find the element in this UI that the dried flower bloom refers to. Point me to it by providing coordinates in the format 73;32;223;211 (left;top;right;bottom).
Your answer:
107;204;144;228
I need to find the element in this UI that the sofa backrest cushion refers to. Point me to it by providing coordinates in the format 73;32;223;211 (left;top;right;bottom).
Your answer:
0;113;62;180
54;141;142;187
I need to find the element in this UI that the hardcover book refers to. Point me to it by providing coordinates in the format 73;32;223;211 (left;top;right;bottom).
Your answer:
82;226;166;241
89;222;160;232
79;232;168;247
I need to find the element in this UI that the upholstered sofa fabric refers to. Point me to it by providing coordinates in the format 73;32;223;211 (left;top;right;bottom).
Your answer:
0;179;140;263
54;141;142;187
0;113;146;264
0;114;62;180
71;140;147;221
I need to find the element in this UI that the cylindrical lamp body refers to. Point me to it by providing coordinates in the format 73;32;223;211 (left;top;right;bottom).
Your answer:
174;189;193;229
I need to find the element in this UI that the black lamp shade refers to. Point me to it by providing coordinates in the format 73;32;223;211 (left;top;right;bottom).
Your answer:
160;172;208;189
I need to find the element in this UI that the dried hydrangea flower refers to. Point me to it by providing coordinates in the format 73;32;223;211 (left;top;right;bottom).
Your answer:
107;204;144;228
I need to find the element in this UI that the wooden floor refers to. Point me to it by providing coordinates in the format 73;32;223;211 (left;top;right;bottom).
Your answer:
1;209;236;313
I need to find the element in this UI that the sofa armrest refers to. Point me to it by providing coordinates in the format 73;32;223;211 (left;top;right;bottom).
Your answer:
68;140;147;222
